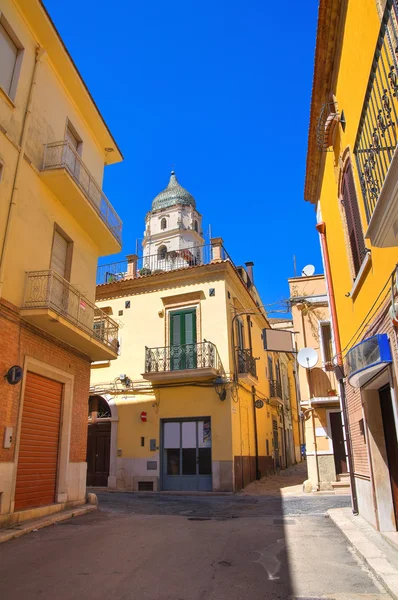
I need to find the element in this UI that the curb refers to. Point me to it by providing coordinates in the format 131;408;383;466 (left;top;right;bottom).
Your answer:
0;504;97;544
328;508;398;600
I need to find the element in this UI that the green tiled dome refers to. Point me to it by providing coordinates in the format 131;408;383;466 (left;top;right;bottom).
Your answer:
152;171;196;210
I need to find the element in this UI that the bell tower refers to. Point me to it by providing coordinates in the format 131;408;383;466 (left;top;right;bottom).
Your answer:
142;171;204;271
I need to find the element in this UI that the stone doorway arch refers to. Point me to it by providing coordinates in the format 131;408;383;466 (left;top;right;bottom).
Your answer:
87;395;118;488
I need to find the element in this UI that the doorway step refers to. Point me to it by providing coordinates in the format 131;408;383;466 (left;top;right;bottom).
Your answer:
331;473;351;495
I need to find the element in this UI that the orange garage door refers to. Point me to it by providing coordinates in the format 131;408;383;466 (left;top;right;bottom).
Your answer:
14;372;63;511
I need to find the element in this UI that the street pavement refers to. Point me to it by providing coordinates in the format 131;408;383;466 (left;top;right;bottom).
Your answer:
0;485;389;600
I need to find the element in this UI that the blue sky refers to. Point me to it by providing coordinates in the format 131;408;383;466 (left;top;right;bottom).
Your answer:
44;0;320;314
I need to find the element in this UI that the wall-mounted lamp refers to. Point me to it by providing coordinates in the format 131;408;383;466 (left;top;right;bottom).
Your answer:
158;309;164;318
214;376;227;401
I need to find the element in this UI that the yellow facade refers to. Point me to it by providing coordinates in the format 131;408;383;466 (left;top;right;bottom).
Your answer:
0;0;122;522
306;0;398;529
90;252;299;492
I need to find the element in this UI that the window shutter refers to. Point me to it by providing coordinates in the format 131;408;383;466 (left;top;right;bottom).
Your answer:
342;163;366;276
51;230;69;278
0;23;18;95
170;312;181;346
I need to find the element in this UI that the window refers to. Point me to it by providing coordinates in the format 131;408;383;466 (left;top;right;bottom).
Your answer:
161;218;167;230
341;162;366;277
320;321;333;370
158;245;167;260
170;309;197;370
236;318;244;350
0;18;23;100
50;227;73;281
194;220;198;232
125;300;130;309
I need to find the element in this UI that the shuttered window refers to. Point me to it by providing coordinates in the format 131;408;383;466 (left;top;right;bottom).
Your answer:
0;22;18;96
170;309;197;370
51;230;69;278
66;125;79;150
320;321;333;369
236;319;244;350
342;163;366;277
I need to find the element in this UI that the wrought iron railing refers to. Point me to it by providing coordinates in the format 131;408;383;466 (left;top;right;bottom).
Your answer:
269;379;282;398
236;347;257;378
354;0;398;222
97;243;233;285
145;341;224;374
42;140;122;244
23;270;119;352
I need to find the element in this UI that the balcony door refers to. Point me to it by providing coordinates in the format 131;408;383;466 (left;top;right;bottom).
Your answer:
50;228;72;315
162;419;212;491
170;308;197;370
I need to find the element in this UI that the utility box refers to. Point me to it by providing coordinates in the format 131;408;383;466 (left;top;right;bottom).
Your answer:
3;427;13;449
150;439;157;451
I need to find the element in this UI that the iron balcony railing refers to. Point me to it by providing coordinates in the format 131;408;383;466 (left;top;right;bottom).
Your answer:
145;341;224;374
269;379;282;399
354;0;398;222
42;140;122;244
23;270;119;352
97;243;233;285
236;347;257;378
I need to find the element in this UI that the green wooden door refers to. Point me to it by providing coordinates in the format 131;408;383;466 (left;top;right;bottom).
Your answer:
170;309;197;370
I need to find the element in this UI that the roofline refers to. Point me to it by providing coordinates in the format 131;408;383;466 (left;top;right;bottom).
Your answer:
287;274;325;283
304;0;346;204
22;1;123;161
96;260;271;326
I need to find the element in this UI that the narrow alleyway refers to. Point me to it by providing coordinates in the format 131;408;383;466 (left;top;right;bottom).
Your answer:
0;464;388;600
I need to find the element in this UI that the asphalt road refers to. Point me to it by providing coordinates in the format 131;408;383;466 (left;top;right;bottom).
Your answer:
0;492;389;600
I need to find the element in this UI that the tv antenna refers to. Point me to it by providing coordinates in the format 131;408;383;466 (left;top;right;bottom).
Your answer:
301;264;315;277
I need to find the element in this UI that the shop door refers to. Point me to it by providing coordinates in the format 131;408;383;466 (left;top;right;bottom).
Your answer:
330;411;347;475
162;419;212;491
170;309;197;371
379;385;398;526
86;422;111;486
14;372;62;511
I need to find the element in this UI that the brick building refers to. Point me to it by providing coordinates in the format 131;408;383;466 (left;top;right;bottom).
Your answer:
0;0;122;523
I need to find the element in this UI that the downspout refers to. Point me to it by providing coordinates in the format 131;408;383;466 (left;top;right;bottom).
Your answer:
0;47;46;297
316;221;358;515
251;385;260;480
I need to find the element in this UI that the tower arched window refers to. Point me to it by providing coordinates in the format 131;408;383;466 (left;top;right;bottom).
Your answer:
158;245;167;260
194;220;198;233
161;218;167;230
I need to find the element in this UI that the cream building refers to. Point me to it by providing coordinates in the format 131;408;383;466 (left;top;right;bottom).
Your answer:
90;173;299;492
0;0;122;524
288;274;349;492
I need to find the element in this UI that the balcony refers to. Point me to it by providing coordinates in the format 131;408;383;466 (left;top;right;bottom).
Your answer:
236;348;258;385
354;1;398;247
269;379;282;404
20;270;119;361
143;341;224;383
40;141;122;254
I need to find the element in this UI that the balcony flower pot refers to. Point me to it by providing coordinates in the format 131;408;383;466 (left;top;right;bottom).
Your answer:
327;389;337;397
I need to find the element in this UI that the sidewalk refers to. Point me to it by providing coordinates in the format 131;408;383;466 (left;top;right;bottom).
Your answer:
329;507;398;599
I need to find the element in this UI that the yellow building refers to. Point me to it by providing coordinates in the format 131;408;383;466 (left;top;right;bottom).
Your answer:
305;0;398;531
0;0;122;524
90;173;299;492
288;274;348;492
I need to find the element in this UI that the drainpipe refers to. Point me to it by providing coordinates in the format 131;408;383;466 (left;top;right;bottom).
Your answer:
251;385;260;480
0;47;46;297
316;221;358;515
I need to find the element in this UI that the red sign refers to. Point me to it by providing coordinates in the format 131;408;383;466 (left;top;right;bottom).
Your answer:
140;411;147;422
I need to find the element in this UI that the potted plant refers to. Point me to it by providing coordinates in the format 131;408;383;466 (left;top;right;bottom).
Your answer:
327;388;337;397
139;267;152;276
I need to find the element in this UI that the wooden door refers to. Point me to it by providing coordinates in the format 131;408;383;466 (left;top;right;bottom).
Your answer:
379;385;398;526
14;372;63;511
330;411;347;475
86;422;111;486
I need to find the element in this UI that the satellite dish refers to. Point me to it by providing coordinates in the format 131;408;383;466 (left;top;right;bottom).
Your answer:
302;264;315;277
297;347;319;369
